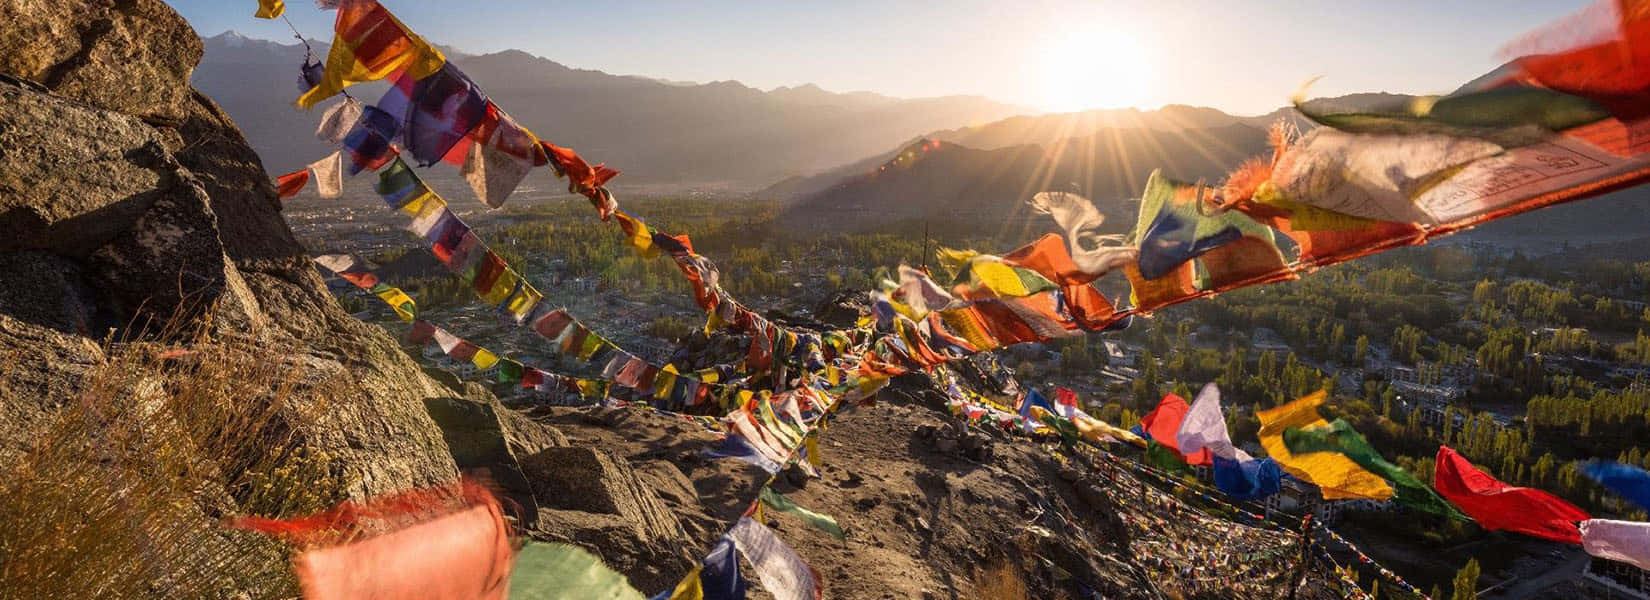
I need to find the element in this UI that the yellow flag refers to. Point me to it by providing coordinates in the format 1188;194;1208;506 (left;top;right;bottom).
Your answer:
1252;182;1376;231
1257;391;1394;500
398;188;441;217
614;212;657;258
503;284;542;320
939;308;998;351
970;260;1032;296
373;287;417;322
297;3;446;108
934;246;979;282
663;567;704;600
254;0;284;19
576;379;603;398
805;432;823;468
577;334;604;362
479;269;520;306
653;368;677;400
471;348;500;370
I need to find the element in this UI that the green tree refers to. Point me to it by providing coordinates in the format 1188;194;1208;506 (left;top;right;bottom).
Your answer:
1354;335;1369;365
1451;559;1479;600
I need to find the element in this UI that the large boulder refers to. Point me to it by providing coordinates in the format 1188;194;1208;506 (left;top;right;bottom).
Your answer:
520;446;695;592
0;0;487;498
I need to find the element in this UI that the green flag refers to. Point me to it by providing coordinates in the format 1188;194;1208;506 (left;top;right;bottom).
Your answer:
759;487;846;540
1296;86;1610;147
509;542;646;600
1036;410;1081;448
1144;440;1194;476
1283;419;1469;521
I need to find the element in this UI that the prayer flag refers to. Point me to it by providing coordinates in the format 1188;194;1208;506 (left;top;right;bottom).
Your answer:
276;169;311;199
316;98;365;145
966;259;1058;298
1132;170;1271;280
615;212;656;258
760;487;846;540
1583;461;1650;513
407;320;436;344
655;537;746;600
254;0;284;19
728;518;823;600
308;152;344;199
1175;383;1246;461
1433;445;1589;544
1024;192;1138;283
1212;456;1283;501
531;308;574;341
1509;2;1650;121
1298;86;1610;144
1257;392;1393;500
1145;440;1195;475
387;62;490;167
1139;393;1212;466
342;104;400;174
1581;519;1650;571
376;157;426;209
298;0;446;108
372;285;417;322
236;482;513;600
1030;405;1081;447
508;542;646;600
1124;261;1196;313
461;110;538;207
1270;128;1504;225
1284;419;1466;519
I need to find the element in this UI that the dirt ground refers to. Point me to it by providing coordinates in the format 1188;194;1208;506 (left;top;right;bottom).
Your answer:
513;373;1345;600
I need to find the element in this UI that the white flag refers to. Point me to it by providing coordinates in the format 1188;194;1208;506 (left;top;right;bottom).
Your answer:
728;518;822;600
315;98;363;145
1176;382;1252;461
461;114;537;208
307;151;344;198
1582;519;1650;571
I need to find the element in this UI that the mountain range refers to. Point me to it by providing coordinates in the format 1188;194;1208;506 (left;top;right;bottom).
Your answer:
193;31;1027;188
197;32;1650;251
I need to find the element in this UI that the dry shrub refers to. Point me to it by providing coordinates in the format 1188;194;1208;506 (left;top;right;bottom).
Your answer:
0;317;353;599
971;560;1033;600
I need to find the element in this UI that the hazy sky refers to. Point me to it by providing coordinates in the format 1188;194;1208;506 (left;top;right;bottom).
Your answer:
169;0;1593;115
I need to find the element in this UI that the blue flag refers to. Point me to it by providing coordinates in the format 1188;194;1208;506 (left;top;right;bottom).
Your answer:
702;435;780;474
651;537;746;600
1019;388;1055;421
1213;456;1282;501
1583;461;1650;513
700;537;746;600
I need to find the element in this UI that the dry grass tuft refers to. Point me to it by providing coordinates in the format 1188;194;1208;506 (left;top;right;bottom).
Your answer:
970;560;1033;600
0;316;352;599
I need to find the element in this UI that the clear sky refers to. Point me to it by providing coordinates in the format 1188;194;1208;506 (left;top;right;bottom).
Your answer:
168;0;1593;115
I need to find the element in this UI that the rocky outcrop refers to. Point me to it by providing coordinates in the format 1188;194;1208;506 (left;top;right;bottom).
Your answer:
520;447;696;592
0;0;482;497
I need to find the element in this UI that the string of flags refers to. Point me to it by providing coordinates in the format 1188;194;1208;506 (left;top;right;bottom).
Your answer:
251;0;1650;597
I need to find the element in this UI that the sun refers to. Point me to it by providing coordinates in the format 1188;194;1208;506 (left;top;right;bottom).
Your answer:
1036;31;1154;112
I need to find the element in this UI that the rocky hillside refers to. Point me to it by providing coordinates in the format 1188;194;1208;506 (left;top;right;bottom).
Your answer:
0;2;1333;598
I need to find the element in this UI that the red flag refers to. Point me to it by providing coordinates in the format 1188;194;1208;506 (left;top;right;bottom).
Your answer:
1055;387;1079;410
1508;0;1650;121
233;480;513;600
1139;394;1213;466
276;169;312;199
1433;445;1590;544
